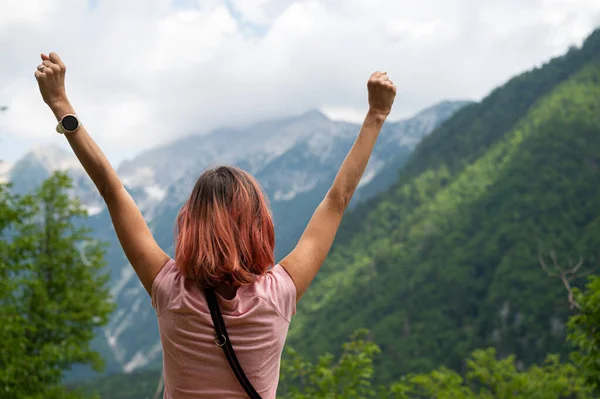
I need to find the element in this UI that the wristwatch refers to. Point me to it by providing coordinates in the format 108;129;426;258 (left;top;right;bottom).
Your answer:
56;114;81;134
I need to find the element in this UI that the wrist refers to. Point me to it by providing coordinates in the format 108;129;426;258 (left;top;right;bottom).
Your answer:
366;109;388;124
49;99;75;121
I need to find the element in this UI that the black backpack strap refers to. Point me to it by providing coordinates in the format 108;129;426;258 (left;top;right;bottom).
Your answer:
204;287;263;399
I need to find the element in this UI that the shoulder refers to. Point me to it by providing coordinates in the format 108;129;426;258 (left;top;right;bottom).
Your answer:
269;264;296;293
151;259;182;312
252;264;297;321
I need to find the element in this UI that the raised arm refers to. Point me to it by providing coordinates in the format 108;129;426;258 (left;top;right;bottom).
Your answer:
34;52;169;296
280;71;396;302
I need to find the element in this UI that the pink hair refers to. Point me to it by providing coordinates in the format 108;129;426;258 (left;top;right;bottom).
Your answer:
175;166;275;287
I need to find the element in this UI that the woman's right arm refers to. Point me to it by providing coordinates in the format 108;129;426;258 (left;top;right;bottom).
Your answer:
35;52;169;296
280;71;396;302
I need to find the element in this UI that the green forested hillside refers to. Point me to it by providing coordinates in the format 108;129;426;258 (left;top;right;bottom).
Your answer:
287;28;600;384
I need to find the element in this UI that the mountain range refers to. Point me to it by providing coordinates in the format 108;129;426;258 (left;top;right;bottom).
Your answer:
1;101;468;377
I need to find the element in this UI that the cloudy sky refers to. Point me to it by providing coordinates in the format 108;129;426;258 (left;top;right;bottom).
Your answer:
1;0;599;165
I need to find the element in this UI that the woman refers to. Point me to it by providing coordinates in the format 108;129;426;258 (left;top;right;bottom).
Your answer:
35;52;396;398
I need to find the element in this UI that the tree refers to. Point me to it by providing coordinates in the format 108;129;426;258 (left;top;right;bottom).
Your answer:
568;275;600;394
536;249;600;395
0;172;113;398
279;330;594;398
279;329;381;399
389;348;592;399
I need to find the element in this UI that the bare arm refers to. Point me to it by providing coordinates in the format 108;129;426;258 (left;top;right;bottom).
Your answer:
280;71;396;302
35;52;169;296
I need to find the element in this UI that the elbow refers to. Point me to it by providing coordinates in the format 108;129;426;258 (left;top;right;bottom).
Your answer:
325;189;351;214
98;183;110;200
99;182;125;203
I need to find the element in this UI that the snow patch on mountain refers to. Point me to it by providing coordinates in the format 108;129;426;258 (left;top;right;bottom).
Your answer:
104;309;132;364
273;176;318;201
110;266;136;299
358;158;385;188
104;291;147;364
122;166;156;189
30;144;82;172
358;169;377;188
306;133;335;162
123;341;163;373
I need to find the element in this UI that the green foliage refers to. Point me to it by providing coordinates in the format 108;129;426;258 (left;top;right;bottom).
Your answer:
279;329;381;399
287;28;600;383
390;348;592;399
568;275;600;394
278;330;594;399
0;172;114;398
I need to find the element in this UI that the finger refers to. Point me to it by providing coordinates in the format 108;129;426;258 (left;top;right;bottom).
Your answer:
379;73;389;82
37;64;52;74
40;64;53;74
41;53;50;61
371;71;383;79
42;60;55;68
42;59;61;72
48;52;64;66
34;70;44;79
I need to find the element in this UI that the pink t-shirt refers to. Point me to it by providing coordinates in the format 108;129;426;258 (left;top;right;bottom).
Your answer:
152;259;296;398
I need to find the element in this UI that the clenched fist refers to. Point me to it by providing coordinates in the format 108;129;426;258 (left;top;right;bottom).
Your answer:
34;52;68;108
367;71;396;117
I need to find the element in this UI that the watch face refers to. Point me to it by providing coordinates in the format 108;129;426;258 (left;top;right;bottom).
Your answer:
62;115;79;131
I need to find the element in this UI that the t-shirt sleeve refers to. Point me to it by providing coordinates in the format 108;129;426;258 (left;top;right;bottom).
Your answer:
270;264;297;321
151;258;179;314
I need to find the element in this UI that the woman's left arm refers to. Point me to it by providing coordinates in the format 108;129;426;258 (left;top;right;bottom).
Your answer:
35;52;169;296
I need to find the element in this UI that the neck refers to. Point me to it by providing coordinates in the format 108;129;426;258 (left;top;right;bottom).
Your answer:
215;285;238;300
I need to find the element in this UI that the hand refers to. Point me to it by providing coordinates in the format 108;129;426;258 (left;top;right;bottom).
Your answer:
34;52;68;109
367;71;396;118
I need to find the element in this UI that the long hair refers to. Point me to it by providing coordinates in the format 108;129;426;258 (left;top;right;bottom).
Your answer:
175;166;275;287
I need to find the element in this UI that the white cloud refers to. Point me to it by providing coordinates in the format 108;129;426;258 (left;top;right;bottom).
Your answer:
0;0;599;164
232;0;298;25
